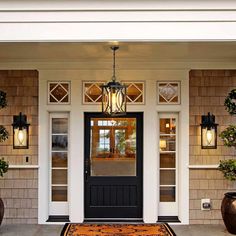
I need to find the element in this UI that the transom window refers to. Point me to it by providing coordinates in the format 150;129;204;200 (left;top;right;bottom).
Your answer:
83;81;104;103
157;82;180;104
83;81;145;104
123;81;145;104
48;82;70;104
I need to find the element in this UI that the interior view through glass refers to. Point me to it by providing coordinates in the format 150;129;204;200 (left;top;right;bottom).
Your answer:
159;117;176;202
90;117;136;176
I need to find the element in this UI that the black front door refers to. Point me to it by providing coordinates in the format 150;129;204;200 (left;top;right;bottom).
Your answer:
84;112;143;219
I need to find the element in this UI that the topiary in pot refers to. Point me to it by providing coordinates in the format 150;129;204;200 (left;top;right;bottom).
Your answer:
0;158;8;225
219;125;236;148
219;159;236;181
224;89;236;115
0;90;8;226
0;159;8;178
218;158;236;235
218;91;236;234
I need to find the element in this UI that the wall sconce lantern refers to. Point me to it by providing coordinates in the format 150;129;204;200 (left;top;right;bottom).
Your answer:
101;46;127;116
12;112;30;149
201;112;218;149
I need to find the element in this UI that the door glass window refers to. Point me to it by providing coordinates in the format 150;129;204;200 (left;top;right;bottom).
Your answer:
159;117;177;202
90;118;136;176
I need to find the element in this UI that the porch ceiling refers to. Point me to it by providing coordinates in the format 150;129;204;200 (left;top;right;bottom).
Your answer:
0;42;236;68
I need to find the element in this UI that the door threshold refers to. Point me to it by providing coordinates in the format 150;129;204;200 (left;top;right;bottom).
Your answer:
47;215;70;222
157;216;180;223
84;218;143;223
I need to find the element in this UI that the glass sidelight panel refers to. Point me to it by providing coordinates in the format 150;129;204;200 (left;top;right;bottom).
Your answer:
52;118;68;133
50;115;68;203
52;152;67;168
159;115;177;203
159;135;176;151
160;153;175;168
52;135;68;150
160;170;175;185
160;187;175;202
52;186;67;201
90;118;136;176
52;169;67;185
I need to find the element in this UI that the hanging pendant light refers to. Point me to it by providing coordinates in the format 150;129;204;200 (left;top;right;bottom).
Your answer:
101;46;127;116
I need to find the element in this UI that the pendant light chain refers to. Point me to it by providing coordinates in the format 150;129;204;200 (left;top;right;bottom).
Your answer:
113;48;116;81
111;46;119;82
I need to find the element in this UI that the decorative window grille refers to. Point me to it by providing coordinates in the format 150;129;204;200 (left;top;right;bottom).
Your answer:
123;82;145;104
83;81;145;104
48;82;70;104
83;81;104;104
157;82;180;104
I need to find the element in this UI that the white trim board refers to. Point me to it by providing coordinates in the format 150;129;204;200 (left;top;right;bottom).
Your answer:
9;165;39;169
188;165;219;169
0;0;236;11
1;22;236;41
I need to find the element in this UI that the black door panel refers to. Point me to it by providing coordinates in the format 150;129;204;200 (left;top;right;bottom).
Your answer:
84;113;143;219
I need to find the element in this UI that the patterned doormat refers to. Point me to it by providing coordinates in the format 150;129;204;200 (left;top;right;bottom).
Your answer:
60;223;176;236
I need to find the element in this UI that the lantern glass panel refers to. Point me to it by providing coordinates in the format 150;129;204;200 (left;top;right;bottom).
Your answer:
201;127;216;148
102;86;126;115
14;127;28;148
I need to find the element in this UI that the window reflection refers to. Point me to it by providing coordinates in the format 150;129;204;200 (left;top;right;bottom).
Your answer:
52;135;68;150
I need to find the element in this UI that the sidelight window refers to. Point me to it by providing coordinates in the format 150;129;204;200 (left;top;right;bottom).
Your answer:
49;113;69;216
158;113;178;216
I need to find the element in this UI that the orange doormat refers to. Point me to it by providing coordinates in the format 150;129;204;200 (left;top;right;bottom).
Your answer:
60;223;176;236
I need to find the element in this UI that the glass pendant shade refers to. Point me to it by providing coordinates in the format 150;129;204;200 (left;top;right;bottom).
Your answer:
101;46;127;116
201;112;218;149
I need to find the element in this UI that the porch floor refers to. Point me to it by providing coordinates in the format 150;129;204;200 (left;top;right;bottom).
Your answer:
0;224;234;236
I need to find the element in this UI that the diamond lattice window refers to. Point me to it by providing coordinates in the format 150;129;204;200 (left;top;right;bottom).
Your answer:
83;81;145;104
48;82;70;104
157;82;180;104
123;82;145;104
83;81;104;104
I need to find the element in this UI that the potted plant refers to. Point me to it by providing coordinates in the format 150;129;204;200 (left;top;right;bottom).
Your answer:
0;90;9;225
0;159;8;225
218;89;236;235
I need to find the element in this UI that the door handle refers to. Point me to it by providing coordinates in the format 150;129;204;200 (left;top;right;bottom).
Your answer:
85;170;88;181
85;159;90;181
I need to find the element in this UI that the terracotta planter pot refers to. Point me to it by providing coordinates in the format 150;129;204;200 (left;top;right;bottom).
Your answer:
0;198;4;226
221;192;236;235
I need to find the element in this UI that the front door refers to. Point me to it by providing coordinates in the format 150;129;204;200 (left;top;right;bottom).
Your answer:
84;112;143;220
